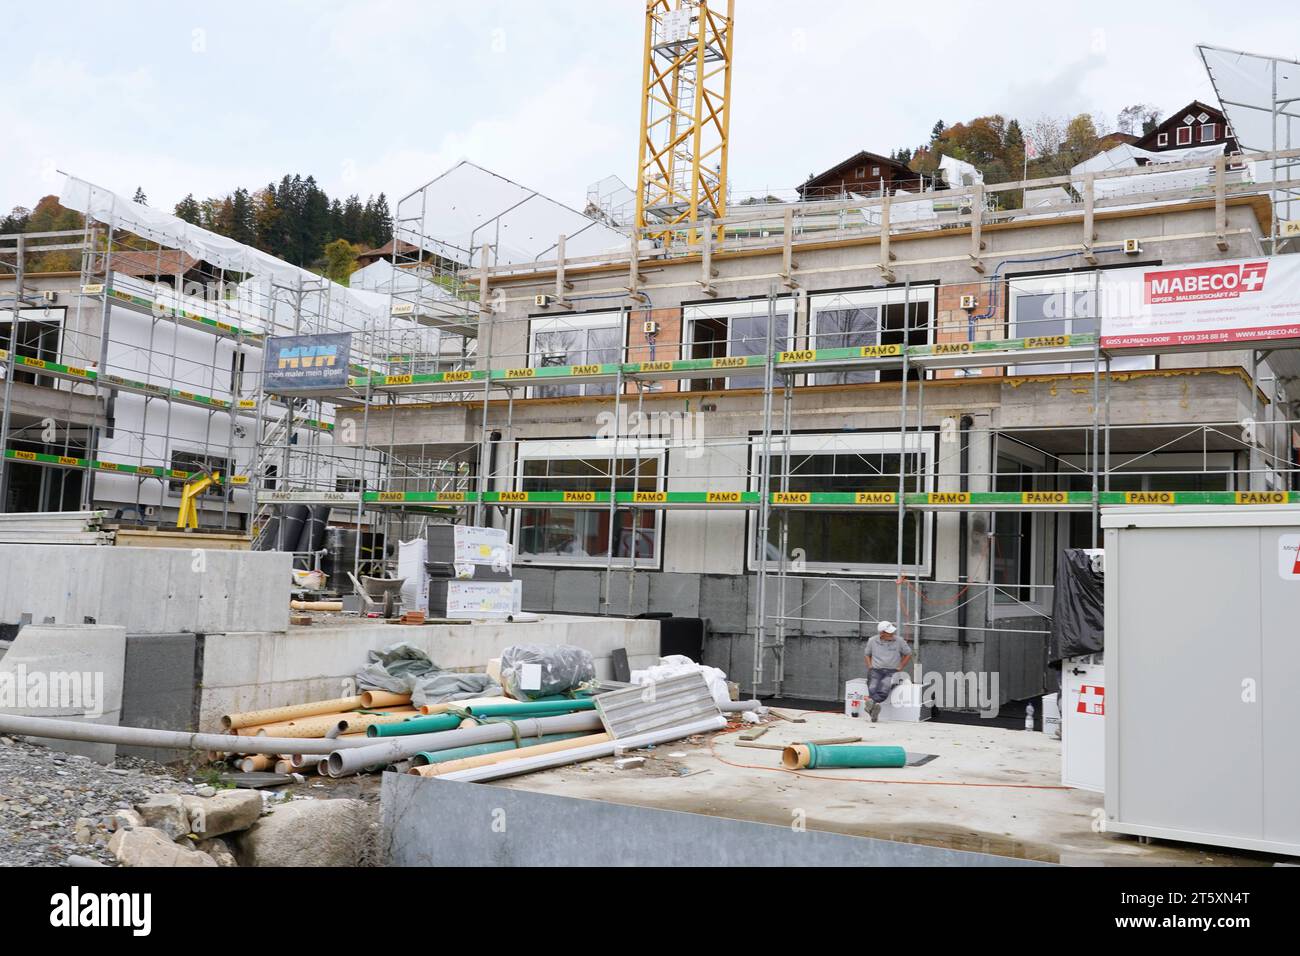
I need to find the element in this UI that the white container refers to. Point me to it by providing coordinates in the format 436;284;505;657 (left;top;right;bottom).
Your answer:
1041;692;1061;737
844;679;868;718
1062;659;1104;791
881;678;924;722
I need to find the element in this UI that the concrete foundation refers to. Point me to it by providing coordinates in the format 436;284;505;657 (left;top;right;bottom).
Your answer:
0;545;291;635
0;624;126;763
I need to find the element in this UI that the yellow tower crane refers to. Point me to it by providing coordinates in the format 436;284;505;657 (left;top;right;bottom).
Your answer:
634;0;735;241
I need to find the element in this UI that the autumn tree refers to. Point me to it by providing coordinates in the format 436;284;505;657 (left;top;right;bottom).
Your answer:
322;238;361;285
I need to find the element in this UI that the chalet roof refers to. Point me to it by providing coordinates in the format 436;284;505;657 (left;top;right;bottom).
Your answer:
1133;100;1229;150
357;238;420;261
799;150;914;190
109;249;203;277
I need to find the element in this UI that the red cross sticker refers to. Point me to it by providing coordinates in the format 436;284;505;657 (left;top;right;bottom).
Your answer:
1240;262;1268;291
1076;684;1105;716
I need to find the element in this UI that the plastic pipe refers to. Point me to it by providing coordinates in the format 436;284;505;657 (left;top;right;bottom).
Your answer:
459;699;596;718
222;696;366;731
411;732;612;777
366;713;463;738
435;715;727;784
720;700;765;713
238;754;275;773
359;691;411;708
417;695;514;716
0;713;378;756
781;743;907;770
326;711;604;776
409;732;588;767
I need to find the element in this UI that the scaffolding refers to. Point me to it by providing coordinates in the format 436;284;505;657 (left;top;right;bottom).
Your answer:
4;150;1299;701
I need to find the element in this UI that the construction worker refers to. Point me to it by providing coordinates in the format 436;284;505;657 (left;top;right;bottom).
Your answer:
863;620;912;722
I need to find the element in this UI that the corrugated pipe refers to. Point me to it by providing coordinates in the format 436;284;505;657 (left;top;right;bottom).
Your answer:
0;713;377;756
433;714;727;784
325;711;605;776
781;743;907;770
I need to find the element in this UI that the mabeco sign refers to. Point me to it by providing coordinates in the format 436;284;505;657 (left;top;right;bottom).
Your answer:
1101;255;1300;349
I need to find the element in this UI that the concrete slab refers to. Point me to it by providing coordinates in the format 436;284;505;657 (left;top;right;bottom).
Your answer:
0;624;126;763
492;710;1284;866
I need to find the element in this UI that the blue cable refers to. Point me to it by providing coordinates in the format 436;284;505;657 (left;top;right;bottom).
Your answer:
969;248;1123;339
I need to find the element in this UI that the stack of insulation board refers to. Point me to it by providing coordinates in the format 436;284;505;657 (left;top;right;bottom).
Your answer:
425;525;521;619
0;510;113;545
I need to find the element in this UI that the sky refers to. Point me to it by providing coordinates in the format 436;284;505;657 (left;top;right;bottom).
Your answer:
0;0;1296;218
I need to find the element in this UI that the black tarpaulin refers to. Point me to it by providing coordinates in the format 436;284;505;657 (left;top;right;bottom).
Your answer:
1049;548;1104;664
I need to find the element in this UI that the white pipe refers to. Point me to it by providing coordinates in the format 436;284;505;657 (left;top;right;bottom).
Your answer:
0;713;375;756
720;700;765;714
434;715;727;783
325;711;604;777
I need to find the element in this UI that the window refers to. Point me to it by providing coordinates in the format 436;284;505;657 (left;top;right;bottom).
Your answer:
513;439;663;568
808;287;934;384
992;457;1039;604
748;432;934;575
1061;454;1234;549
230;349;246;396
528;311;624;398
684;298;793;390
871;166;881;177
1157;132;1168;147
1200;123;1217;143
1176;126;1192;146
1008;273;1152;375
168;451;233;499
0;307;63;387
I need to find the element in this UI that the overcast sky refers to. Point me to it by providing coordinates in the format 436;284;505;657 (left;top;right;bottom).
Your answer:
0;1;1295;217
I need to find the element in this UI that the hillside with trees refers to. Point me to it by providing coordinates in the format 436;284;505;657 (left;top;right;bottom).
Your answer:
1;174;392;282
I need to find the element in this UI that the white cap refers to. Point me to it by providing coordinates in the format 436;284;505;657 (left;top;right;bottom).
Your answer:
877;620;897;634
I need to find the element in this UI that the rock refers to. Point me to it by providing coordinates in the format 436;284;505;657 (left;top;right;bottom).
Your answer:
134;794;189;841
108;828;218;867
234;799;377;867
180;790;262;839
195;785;217;798
196;837;238;867
74;819;94;844
66;854;106;868
108;808;144;832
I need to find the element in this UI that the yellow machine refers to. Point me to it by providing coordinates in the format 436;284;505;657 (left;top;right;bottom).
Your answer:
176;471;220;530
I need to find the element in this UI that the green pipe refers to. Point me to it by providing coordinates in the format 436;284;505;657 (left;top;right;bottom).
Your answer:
367;713;463;738
784;743;907;770
462;699;596;718
410;732;587;766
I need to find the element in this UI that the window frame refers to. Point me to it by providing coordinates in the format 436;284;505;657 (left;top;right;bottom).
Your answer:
1157;132;1169;147
1007;272;1153;375
1200;122;1217;143
745;430;935;576
806;286;936;385
990;446;1053;613
527;309;626;399
682;296;795;391
511;437;666;570
1176;125;1192;146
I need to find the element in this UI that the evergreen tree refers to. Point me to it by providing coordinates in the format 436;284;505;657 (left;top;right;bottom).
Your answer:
132;187;148;205
174;194;202;225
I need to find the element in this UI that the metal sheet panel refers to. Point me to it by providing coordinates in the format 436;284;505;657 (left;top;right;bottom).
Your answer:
595;672;720;740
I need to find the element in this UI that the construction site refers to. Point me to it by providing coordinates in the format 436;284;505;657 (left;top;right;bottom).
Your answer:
0;2;1298;881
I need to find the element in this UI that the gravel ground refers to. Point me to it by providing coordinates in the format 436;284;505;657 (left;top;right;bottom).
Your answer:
0;735;199;867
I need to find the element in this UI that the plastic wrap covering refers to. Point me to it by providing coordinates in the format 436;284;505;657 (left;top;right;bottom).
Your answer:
355;642;501;709
499;644;595;701
1049;549;1105;664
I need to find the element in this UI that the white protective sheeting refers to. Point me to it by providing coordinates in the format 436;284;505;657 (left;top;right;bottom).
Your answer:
61;174;390;337
1071;142;1226;201
1198;44;1300;152
393;161;629;267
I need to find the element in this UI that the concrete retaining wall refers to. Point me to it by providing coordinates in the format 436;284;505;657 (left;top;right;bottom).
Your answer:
515;567;1050;704
0;545;291;635
381;774;1044;867
197;614;660;731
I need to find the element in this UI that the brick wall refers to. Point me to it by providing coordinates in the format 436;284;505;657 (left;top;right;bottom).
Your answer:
934;279;1006;380
625;306;683;393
